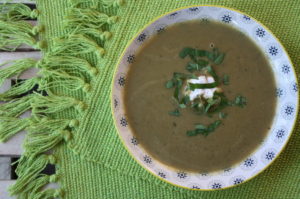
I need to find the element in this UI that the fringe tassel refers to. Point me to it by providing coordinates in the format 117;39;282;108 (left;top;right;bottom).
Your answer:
0;117;30;142
0;20;38;51
40;55;98;77
69;27;112;42
50;34;105;67
101;0;125;8
65;8;119;30
0;58;37;86
0;95;33;117
0;3;38;21
9;154;49;196
31;93;86;115
31;189;63;199
51;34;105;57
18;175;50;199
69;0;124;8
0;77;40;101
39;69;90;92
24;117;73;155
24;130;68;156
69;0;98;8
27;117;74;133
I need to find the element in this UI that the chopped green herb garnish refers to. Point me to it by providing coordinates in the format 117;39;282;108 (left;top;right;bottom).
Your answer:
189;74;198;79
165;80;174;88
219;112;227;119
205;97;221;113
196;59;209;67
210;93;230;113
189;92;228;115
169;109;180;117
205;48;226;65
173;86;180;101
222;74;230;85
172;72;197;80
233;95;247;107
186;130;199;137
186;61;208;72
214;53;225;65
180;95;190;106
179;104;186;109
191;99;205;114
187;120;222;136
192;92;228;115
188;82;218;90
195;124;207;130
177;79;183;88
205;51;215;61
204;66;219;82
179;47;206;59
186;63;200;72
173;72;186;79
179;48;193;58
179;96;190;109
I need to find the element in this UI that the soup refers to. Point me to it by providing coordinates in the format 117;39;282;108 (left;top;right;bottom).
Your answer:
124;20;277;172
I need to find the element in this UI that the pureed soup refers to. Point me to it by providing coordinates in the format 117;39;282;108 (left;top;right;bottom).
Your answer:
124;20;277;172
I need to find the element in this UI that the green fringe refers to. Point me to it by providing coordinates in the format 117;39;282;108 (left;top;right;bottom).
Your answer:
0;20;38;51
27;117;72;133
50;34;105;66
17;175;50;199
0;58;37;86
69;0;124;8
9;155;49;196
31;189;63;199
13;155;48;180
1;0;124;198
0;95;33;117
39;68;90;92
69;27;112;42
0;3;38;21
101;0;125;8
0;117;30;142
40;55;98;78
69;0;98;8
31;93;86;115
0;77;40;101
24;130;66;156
65;7;119;30
24;117;73;155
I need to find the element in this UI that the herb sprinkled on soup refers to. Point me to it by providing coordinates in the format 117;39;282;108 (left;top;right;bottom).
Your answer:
124;20;277;172
166;47;247;136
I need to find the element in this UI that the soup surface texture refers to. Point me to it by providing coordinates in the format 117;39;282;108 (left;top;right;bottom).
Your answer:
124;20;276;172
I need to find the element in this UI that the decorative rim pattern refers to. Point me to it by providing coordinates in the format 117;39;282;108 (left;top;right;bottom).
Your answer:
112;6;299;190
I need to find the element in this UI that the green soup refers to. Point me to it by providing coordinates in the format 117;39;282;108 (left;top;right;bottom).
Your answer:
124;20;277;172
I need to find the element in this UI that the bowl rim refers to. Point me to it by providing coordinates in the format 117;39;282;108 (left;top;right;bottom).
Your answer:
111;4;299;191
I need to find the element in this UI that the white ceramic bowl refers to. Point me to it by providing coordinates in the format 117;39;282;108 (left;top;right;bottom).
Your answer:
112;5;299;190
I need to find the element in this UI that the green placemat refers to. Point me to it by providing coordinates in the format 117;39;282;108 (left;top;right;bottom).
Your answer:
1;0;299;198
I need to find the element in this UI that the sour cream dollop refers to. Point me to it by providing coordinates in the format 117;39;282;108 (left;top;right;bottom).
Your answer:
184;75;220;101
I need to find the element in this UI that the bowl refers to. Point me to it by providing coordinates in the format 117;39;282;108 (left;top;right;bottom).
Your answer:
111;5;299;190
